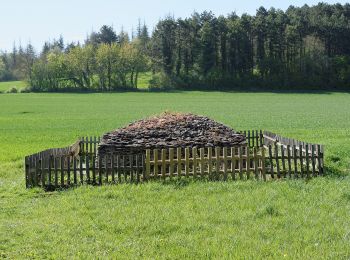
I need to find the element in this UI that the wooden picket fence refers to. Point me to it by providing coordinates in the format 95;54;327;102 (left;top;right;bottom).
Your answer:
24;130;324;189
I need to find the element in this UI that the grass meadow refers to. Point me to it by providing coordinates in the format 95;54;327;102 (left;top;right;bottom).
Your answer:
0;89;350;258
0;81;28;92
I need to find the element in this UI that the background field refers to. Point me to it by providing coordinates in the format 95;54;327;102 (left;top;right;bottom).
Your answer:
1;91;350;258
0;81;28;92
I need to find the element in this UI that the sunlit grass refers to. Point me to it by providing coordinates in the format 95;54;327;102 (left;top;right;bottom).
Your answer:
0;81;28;92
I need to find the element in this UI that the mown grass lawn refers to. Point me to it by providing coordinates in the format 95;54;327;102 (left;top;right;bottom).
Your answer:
0;91;350;258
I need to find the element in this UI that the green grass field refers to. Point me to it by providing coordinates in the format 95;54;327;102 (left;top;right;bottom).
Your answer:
1;91;350;258
0;81;28;92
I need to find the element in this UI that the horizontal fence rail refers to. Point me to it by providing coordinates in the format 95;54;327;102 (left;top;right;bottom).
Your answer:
24;130;324;189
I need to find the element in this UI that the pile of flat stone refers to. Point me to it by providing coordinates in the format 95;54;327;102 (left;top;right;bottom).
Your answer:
98;112;246;155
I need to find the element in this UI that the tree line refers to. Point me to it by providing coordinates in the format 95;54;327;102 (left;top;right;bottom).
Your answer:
1;3;350;91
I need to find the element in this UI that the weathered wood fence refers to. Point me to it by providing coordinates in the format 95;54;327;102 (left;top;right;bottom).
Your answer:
25;130;324;189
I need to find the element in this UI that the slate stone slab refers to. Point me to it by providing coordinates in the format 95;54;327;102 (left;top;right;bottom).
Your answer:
98;112;246;155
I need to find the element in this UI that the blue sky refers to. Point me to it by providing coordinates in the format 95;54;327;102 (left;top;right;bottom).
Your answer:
0;0;347;52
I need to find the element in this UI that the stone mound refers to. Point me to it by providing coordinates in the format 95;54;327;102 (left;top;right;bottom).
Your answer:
98;112;246;155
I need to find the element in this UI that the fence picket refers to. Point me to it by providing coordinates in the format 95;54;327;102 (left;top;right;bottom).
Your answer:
54;157;58;187
208;147;213;180
129;154;134;182
253;147;259;180
60;156;64;187
86;155;90;183
317;145;322;176
261;147;266;181
231;147;236;180
111;154;115;183
311;145;316;177
223;147;228;181
41;155;45;187
185;148;190;178
245;147;249;179
287;145;292;178
299;145;304;178
306;144;310;178
146;150;150;180
200;148;205;178
215;147;220;180
73;157;77;185
281;146;286;178
193;147;197;178
48;156;52;186
268;145;274;179
79;156;84;184
161;149;166;180
154;149;158;178
239;147;243;180
293;146;298;178
169;148;174;180
177;148;181;179
92;155;96;184
67;157;71;186
117;155;121;183
248;131;251;147
275;143;280;178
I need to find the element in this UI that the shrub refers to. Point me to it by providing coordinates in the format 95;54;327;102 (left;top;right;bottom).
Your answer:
149;72;179;91
6;87;18;93
19;87;32;93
